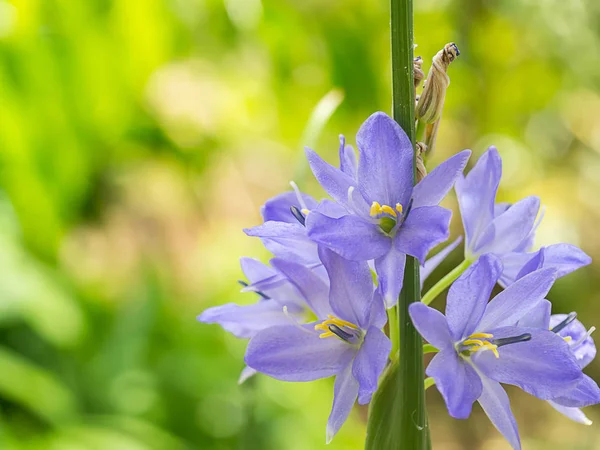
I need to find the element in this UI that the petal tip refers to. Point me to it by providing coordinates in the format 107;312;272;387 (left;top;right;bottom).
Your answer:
325;426;334;444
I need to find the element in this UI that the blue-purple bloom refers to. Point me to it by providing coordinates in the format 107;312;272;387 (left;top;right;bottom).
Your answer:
456;146;591;286
304;112;471;306
409;254;584;450
198;256;330;382
517;299;600;425
245;248;390;442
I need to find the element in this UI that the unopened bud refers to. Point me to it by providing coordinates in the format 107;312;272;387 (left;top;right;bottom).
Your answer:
415;43;459;124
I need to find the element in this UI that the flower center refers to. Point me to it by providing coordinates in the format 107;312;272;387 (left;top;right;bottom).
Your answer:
460;332;500;358
370;201;403;218
370;202;404;234
314;315;362;344
458;331;533;359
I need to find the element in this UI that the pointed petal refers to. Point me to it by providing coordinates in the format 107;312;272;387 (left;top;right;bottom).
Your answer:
326;363;359;444
261;191;318;223
426;350;482;419
240;257;278;284
352;326;391;404
305;147;367;211
477;268;556;331
339;135;357;179
356;112;414;207
374;248;406;308
536;243;592;278
550;375;600;408
245;324;356;382
516;299;551;329
455;147;502;252
474;327;582;400
548;401;592;425
408;302;453;351
477;376;521;450
318;247;374;327
445;254;502;341
394;206;451;264
412;150;471;208
197;301;289;339
473;196;541;256
270;258;332;319
238;366;257;384
244;221;318;265
420;236;463;287
307;211;391;261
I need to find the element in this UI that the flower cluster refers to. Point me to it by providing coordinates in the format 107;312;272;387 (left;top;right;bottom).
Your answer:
198;112;599;448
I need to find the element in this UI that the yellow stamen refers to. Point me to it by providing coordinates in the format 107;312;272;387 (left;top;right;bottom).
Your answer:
563;336;573;342
471;342;500;358
301;208;310;215
370;201;382;217
468;332;494;339
318;331;335;339
380;205;397;217
314;315;359;338
462;339;484;347
463;332;500;358
370;201;402;218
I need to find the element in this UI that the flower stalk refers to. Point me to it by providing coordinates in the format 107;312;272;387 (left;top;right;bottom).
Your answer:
365;0;429;447
421;259;472;306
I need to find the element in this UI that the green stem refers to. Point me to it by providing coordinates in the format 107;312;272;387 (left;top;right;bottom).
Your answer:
423;344;439;354
424;377;436;391
415;119;426;144
387;306;399;357
391;0;430;447
365;0;428;448
421;259;472;306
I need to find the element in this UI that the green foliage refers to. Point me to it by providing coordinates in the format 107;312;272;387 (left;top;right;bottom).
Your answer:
0;0;599;449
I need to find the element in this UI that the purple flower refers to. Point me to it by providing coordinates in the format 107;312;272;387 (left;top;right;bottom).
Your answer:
245;187;320;267
304;112;470;306
245;248;390;442
456;147;591;286
409;255;583;450
517;300;600;425
198;256;330;382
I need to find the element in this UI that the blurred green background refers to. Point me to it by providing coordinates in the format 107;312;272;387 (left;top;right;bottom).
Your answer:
0;0;599;449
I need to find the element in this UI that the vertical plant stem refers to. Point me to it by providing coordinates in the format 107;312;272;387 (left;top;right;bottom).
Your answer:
365;1;428;448
391;0;429;448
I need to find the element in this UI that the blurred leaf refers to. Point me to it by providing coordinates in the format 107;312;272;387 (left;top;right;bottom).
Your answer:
0;346;78;425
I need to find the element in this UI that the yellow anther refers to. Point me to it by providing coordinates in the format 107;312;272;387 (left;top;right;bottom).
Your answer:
470;341;500;359
301;208;310;215
318;331;335;339
462;332;500;359
380;205;397;217
370;201;401;218
462;339;484;347
468;332;494;339
314;315;358;339
563;336;573;342
370;202;382;217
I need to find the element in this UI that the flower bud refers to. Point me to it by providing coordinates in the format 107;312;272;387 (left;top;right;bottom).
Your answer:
415;43;459;124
